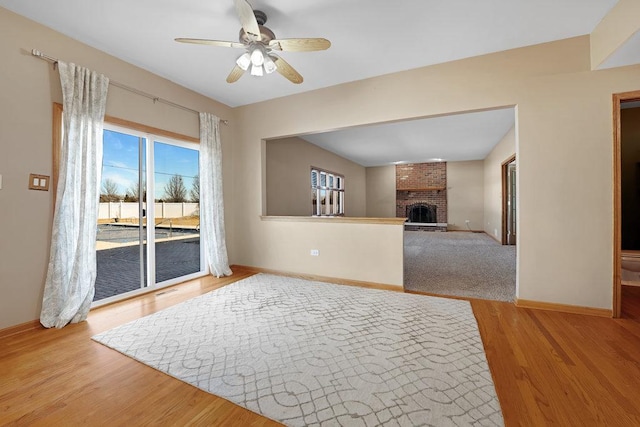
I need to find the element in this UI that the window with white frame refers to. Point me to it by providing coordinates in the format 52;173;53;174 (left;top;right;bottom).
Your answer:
311;168;344;216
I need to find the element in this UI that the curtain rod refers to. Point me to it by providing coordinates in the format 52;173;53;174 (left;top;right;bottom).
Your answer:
31;49;229;125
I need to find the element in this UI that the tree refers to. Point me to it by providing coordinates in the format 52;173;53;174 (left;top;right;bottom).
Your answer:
190;173;200;203
126;181;146;202
163;174;187;202
100;178;120;202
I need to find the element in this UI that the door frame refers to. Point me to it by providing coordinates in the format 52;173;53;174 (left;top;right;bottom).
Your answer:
501;154;516;245
613;90;640;318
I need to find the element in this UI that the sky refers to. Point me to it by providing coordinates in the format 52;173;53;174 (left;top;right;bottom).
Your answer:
101;129;199;201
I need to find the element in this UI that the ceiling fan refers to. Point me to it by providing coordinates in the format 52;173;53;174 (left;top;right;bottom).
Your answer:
175;0;331;84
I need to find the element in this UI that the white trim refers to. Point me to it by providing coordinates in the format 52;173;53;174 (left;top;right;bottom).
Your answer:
91;271;209;308
146;136;156;286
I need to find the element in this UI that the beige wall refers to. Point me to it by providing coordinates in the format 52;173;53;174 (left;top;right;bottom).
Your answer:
234;35;640;310
4;7;640;329
447;161;484;231
0;7;235;330
265;137;366;216
261;137;400;285
365;165;396;217
257;218;404;286
484;126;516;240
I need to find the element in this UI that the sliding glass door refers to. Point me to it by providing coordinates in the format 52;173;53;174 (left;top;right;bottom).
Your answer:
152;140;201;284
95;128;147;301
94;125;204;302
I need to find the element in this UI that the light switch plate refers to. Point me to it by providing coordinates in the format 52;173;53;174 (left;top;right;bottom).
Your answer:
28;173;49;191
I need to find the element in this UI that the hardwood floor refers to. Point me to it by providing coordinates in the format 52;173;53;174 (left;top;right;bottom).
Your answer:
622;284;640;320
2;268;640;426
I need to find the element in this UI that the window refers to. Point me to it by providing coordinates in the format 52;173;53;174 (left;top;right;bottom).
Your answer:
311;168;344;216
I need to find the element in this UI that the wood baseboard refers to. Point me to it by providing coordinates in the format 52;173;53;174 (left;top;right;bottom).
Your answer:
515;298;612;318
404;289;488;303
230;264;403;292
0;319;42;339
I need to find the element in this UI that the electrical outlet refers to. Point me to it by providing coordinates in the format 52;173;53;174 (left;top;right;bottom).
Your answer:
310;249;319;256
465;219;470;224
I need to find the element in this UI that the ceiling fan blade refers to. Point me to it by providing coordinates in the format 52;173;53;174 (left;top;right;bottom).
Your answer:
272;55;303;84
233;0;261;41
269;38;331;52
226;64;245;83
175;38;245;49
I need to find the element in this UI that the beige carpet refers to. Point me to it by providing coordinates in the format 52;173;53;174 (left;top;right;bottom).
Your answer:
93;273;503;426
404;231;516;302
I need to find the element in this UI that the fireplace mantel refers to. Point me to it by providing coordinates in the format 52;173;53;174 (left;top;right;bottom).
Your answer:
396;187;445;192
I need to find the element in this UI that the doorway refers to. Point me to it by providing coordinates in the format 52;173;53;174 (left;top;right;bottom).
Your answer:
94;124;204;303
613;90;640;318
502;155;516;245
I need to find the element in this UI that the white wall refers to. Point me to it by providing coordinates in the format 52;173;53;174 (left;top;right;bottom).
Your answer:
447;161;484;231
484;126;516;240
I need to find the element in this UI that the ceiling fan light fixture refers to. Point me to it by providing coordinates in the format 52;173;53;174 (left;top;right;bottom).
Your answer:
251;64;264;76
263;55;277;74
250;46;265;66
236;52;251;71
175;1;330;84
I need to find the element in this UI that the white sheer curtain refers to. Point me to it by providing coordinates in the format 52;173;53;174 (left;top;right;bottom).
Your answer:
199;112;232;277
40;62;109;328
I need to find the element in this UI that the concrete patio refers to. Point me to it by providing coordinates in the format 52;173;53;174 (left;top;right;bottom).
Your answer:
95;236;200;301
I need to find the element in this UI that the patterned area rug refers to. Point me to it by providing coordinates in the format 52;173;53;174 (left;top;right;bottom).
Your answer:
93;274;503;426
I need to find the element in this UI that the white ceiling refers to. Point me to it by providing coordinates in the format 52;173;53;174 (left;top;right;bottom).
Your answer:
0;0;625;165
301;108;516;167
0;0;619;108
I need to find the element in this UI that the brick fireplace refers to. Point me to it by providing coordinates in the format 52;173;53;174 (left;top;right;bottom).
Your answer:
396;162;447;231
